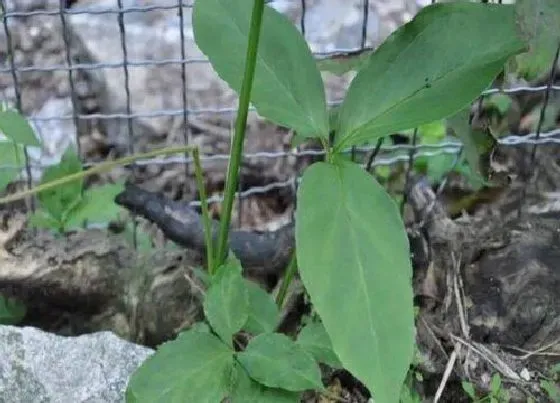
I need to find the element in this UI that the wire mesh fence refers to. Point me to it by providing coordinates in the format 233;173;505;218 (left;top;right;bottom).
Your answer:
1;0;560;238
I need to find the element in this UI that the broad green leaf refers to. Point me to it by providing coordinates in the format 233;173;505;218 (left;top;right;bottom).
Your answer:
295;161;415;403
211;254;243;286
316;50;373;76
37;146;83;223
230;364;300;403
126;330;234;403
204;258;249;346
296;320;342;368
64;182;125;229
334;3;526;150
515;0;560;80
243;280;279;335
236;332;323;392
0;110;41;147
193;0;329;138
447;107;496;187
190;321;211;334
0;294;26;325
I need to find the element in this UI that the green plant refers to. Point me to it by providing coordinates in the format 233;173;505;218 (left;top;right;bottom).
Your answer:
27;146;126;234
127;1;527;402
540;364;560;402
462;373;510;403
0;103;40;193
0;105;126;235
2;0;554;402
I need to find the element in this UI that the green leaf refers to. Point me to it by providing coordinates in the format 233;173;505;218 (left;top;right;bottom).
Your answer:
296;320;342;368
0;141;25;192
316;50;373;76
236;332;323;392
230;364;301;403
515;0;560;80
37;146;83;223
126;330;234;403
204;258;249;346
483;93;512;115
193;0;329;138
461;381;477;400
426;153;457;184
0;294;26;325
490;373;501;395
541;380;560;402
28;210;64;232
0;110;41;147
295;161;415;403
64;182;125;229
447;107;496;185
190;321;211;334
243;280;279;335
334;2;526;150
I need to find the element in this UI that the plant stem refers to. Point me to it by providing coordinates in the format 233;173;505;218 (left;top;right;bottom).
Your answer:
215;0;266;266
276;251;297;309
192;148;215;275
0;145;196;205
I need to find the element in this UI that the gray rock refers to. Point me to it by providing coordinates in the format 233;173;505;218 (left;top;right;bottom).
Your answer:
0;0;98;175
66;0;239;151
0;325;154;403
26;97;78;180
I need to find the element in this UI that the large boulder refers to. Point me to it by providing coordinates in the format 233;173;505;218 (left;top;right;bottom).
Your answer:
0;325;153;402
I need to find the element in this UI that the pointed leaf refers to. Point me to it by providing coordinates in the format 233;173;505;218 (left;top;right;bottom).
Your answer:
335;3;526;150
297;320;342;368
193;0;329;138
0;110;41;147
65;182;125;229
295;161;415;403
515;0;560;80
236;332;323;392
243;280;280;335
126;330;234;403
204;259;249;346
230;364;300;403
37;146;83;222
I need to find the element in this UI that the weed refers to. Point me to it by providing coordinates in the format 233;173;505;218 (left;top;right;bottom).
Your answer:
0;0;555;402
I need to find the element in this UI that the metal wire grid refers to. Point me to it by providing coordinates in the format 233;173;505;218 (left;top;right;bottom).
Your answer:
0;1;559;233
